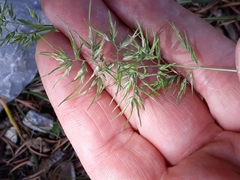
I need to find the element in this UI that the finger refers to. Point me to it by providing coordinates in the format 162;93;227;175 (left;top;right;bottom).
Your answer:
236;39;240;81
40;0;222;165
36;32;166;179
103;0;240;131
167;132;240;179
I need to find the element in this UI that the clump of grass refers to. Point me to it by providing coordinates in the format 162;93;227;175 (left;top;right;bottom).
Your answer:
39;4;237;125
0;0;237;126
41;14;195;126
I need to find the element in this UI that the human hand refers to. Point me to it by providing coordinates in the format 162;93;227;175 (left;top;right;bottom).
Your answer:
36;0;240;179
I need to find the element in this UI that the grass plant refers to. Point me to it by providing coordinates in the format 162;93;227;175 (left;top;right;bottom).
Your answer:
0;0;237;126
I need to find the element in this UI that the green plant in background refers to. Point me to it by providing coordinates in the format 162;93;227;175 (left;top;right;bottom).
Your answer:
0;0;237;126
0;0;56;49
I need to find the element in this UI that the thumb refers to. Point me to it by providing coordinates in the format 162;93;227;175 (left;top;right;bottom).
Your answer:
236;39;240;81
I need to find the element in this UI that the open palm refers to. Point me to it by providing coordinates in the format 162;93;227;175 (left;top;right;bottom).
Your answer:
36;0;240;179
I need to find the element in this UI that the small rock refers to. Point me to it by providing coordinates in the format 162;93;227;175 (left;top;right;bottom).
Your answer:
4;126;18;144
49;149;66;166
22;110;54;133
